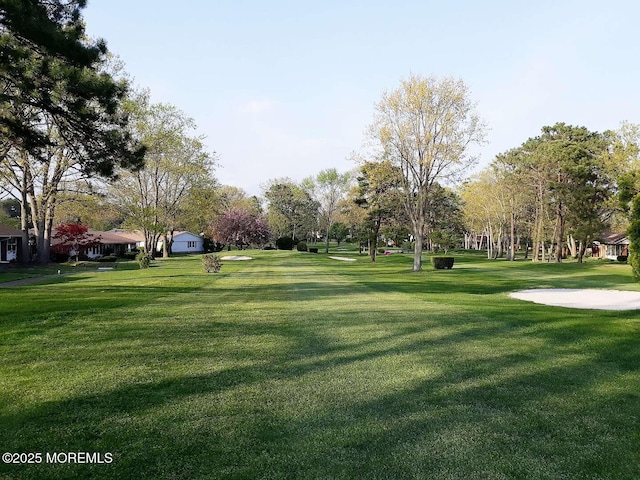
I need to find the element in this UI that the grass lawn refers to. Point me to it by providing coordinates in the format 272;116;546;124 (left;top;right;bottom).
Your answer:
1;250;639;479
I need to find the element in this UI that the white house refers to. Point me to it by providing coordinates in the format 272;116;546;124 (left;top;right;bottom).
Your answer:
157;231;204;253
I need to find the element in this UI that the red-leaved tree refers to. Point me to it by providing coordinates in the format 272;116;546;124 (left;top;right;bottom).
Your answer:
208;208;270;250
51;224;101;261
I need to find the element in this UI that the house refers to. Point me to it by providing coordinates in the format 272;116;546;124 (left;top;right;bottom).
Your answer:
0;225;22;262
593;233;629;260
51;228;145;259
86;230;145;258
157;231;204;253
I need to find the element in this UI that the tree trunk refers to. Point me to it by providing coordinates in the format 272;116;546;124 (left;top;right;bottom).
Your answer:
577;237;588;264
508;211;515;261
413;233;423;271
325;224;330;254
568;235;577;258
162;233;169;258
370;216;381;263
554;204;564;263
19;188;30;264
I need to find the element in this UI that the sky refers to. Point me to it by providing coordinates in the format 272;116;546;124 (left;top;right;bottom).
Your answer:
83;0;640;196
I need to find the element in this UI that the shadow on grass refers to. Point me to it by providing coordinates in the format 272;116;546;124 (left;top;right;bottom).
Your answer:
2;297;639;479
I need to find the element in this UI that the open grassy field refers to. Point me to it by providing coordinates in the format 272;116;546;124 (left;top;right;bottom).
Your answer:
1;250;639;479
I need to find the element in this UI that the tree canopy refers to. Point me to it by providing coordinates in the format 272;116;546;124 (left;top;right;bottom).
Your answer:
369;74;485;271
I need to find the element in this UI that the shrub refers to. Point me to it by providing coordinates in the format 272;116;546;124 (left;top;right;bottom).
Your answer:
202;254;222;273
309;247;318;253
401;241;413;253
276;236;294;250
50;252;69;263
378;248;386;254
431;256;455;269
617;255;628;262
297;241;308;252
96;255;118;263
123;251;138;260
263;245;275;250
136;252;152;269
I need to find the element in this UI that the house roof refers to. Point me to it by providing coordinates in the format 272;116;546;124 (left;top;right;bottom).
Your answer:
171;231;202;241
0;225;22;237
104;229;145;243
49;228;144;246
600;232;629;245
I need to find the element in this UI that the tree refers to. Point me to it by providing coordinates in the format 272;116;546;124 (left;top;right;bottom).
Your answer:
369;74;485;271
328;222;349;245
263;179;318;242
0;1;145;263
111;99;215;258
178;183;222;236
0;1;142;163
51;222;99;261
427;184;465;253
53;190;122;231
514;124;613;263
613;123;640;278
208;208;270;250
351;160;404;262
302;168;351;254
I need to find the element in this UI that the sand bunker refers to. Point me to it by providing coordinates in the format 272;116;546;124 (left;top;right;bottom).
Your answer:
328;256;356;262
220;255;253;261
510;288;640;310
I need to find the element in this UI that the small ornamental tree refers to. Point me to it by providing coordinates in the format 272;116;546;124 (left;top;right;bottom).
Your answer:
51;223;101;261
208;208;271;250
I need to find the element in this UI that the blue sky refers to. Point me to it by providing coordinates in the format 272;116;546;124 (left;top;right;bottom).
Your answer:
84;1;640;195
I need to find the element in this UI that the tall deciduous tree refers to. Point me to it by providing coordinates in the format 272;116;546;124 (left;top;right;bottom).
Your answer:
112;99;215;258
263;179;318;242
302;168;351;254
369;74;485;271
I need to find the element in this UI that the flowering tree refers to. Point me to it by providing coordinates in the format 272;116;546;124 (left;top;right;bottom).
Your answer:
208;208;270;250
51;223;101;261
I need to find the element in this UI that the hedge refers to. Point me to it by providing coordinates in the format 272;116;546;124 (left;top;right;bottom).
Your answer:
431;256;454;269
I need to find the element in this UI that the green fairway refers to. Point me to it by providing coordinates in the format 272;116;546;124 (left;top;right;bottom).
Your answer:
1;251;639;479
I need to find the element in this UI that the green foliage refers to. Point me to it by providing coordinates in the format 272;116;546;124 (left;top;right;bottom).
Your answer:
276;236;294;250
431;256;455;269
309;247;318;253
122;251;138;260
328;222;349;245
264;180;318;241
201;254;222;273
96;256;118;263
0;0;145;173
296;241;308;252
627;194;640;279
369;74;485;271
136;252;152;269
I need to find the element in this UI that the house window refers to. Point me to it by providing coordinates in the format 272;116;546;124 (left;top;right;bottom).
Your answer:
187;241;197;248
7;238;17;252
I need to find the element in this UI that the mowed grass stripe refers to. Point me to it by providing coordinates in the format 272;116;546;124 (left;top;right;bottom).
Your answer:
0;251;639;479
